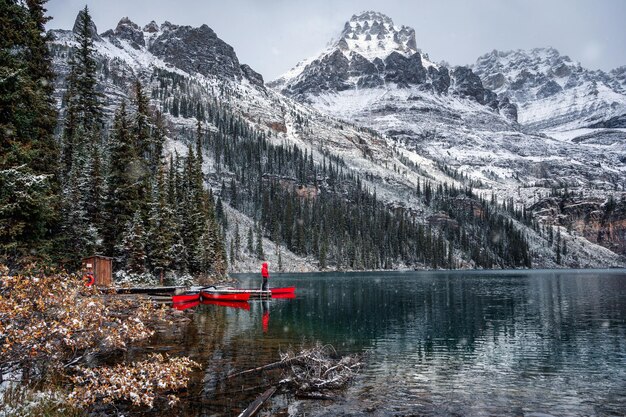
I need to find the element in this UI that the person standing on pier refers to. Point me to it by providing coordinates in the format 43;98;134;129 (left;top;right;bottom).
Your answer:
261;262;270;292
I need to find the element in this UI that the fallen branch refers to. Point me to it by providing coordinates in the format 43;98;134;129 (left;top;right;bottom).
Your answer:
280;342;364;393
225;355;307;379
237;386;277;417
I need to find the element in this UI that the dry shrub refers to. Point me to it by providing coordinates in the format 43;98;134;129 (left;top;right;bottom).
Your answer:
0;264;197;411
69;353;199;408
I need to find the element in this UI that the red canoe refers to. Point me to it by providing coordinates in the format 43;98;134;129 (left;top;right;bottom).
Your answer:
172;292;200;303
200;289;251;302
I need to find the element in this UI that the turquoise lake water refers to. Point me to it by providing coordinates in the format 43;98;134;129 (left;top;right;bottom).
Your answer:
156;270;626;416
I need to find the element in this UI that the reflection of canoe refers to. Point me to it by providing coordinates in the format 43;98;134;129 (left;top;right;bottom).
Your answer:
172;292;200;303
271;292;296;299
201;299;251;310
200;289;250;301
270;286;296;295
172;300;200;310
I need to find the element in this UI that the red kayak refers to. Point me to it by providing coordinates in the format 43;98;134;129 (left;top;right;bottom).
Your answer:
172;292;200;303
200;289;250;302
201;299;251;310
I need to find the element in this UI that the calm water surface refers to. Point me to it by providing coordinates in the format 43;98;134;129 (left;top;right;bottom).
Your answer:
153;270;626;416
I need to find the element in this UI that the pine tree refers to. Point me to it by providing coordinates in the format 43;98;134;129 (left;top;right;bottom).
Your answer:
57;5;106;266
215;197;227;230
319;237;328;270
555;227;562;265
229;240;235;266
247;227;254;253
256;226;264;260
234;222;241;260
105;101;140;257
133;79;151;161
145;169;173;282
61;6;102;175
192;218;217;277
0;0;61;266
119;211;147;274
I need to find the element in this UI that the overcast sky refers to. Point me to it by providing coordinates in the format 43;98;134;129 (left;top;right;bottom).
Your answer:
47;0;626;80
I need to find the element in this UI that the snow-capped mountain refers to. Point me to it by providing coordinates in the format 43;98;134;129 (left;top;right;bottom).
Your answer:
48;11;626;269
271;12;517;121
270;11;626;261
474;48;626;131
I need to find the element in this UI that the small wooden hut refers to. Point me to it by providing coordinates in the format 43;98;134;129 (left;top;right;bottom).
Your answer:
81;255;113;287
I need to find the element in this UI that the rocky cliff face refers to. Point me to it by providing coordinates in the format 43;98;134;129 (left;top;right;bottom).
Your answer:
271;11;514;120
97;16;264;86
473;48;626;131
531;196;626;258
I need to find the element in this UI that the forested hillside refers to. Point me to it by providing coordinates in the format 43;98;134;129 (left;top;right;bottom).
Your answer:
2;4;623;279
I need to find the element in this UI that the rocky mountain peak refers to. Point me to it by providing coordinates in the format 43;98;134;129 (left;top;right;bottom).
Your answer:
72;9;101;40
105;16;145;48
474;47;626;130
143;21;159;33
271;11;515;121
116;17;140;31
335;11;417;61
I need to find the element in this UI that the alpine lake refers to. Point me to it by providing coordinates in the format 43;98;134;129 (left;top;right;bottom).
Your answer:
143;269;626;416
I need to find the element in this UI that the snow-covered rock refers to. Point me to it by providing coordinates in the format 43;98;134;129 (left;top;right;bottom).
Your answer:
473;48;626;131
269;11;510;116
47;10;626;269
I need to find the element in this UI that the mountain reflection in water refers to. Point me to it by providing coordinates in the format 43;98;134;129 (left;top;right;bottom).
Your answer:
146;270;625;416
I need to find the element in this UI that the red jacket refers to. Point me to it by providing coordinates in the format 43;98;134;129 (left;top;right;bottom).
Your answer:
261;262;269;279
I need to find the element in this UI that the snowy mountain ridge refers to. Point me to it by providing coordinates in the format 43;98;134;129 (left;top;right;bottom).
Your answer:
271;12;517;122
269;11;626;263
474;47;626;131
47;10;626;270
272;11;432;90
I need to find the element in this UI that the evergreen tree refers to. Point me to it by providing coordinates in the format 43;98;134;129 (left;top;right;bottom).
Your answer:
119;210;147;274
555;227;562;265
145;169;174;283
133;79;151;161
0;0;61;266
229;239;235;266
256;226;264;260
247;227;254;253
105;101;140;257
61;6;102;175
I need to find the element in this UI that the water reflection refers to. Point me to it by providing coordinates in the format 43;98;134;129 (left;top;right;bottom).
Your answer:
153;270;626;416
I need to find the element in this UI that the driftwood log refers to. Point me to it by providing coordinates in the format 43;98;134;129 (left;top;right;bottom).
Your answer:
229;342;364;402
237;386;277;417
279;343;364;392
